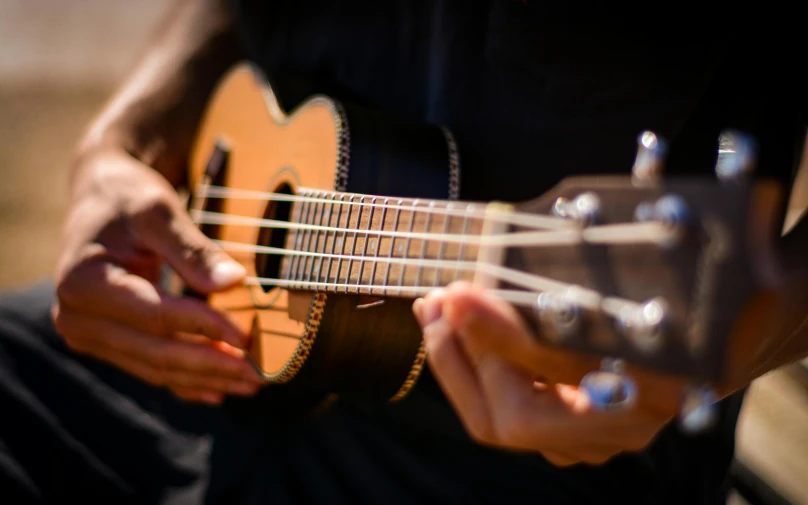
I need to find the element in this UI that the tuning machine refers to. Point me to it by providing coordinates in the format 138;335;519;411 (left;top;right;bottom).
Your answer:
715;130;757;183
535;288;586;342
579;358;637;411
552;192;601;226
679;385;719;434
632;131;668;185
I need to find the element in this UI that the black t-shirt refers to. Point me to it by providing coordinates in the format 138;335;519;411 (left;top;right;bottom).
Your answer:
214;2;806;503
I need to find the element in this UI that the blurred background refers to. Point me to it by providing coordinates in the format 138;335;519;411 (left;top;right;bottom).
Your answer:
0;1;806;503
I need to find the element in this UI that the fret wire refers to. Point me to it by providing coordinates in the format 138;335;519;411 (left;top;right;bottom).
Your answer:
383;200;402;294
369;199;387;294
324;194;343;284
300;194;317;284
298;194;321;285
345;196;364;293
281;192;301;281
356;197;376;292
345;196;365;293
397;201;418;296
218;240;477;270
310;194;330;284
414;203;434;288
456;206;472;282
290;192;311;284
201;184;573;232
433;203;452;287
315;193;334;283
336;195;354;289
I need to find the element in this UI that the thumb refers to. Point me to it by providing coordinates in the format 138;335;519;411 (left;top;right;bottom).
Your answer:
131;192;246;294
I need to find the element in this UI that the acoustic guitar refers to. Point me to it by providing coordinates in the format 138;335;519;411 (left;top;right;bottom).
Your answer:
180;62;784;427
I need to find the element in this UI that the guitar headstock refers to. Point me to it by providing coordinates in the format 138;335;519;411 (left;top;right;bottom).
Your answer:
505;130;785;427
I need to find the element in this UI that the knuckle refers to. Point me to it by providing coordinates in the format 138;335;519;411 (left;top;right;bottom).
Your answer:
152;344;175;375
129;189;174;229
141;370;165;388
626;433;656;453
50;304;87;353
493;392;535;446
170;388;195;402
585;451;619;466
462;418;496;446
147;297;171;337
544;454;575;467
178;239;216;273
55;251;106;307
494;415;532;447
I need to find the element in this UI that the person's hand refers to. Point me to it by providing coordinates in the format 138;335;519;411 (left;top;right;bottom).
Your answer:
52;148;263;405
412;281;693;466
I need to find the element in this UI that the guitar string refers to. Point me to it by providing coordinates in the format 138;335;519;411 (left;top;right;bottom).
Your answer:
191;209;674;248
240;273;636;316
192;184;656;316
198;184;573;231
215;239;639;315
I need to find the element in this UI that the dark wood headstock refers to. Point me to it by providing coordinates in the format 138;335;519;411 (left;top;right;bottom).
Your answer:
505;131;785;388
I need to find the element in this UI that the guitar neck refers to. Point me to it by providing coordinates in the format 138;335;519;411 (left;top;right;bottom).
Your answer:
280;188;489;298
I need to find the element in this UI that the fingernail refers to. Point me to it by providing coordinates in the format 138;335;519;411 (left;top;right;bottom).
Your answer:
211;261;246;287
421;298;443;326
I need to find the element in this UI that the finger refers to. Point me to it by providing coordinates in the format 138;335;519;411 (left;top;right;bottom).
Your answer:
441;282;602;385
540;448;622;467
126;182;246;294
105;343;260;396
531;383;662;446
54;307;263;385
471;346;546;449
170;387;225;405
444;283;688;417
412;288;450;330
540;451;581;467
422;316;495;445
57;256;248;348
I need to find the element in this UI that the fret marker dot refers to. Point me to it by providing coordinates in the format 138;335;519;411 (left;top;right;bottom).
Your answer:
397;243;404;253
336;238;343;247
369;239;376;251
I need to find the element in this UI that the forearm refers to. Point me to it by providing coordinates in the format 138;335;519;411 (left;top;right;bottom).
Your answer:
74;0;242;187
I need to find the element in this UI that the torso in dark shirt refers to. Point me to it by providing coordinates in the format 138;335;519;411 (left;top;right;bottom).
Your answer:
212;2;806;503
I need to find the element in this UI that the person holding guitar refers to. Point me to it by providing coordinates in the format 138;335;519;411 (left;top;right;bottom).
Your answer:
1;1;807;503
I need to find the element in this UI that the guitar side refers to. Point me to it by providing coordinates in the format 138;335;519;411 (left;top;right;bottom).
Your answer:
188;63;457;402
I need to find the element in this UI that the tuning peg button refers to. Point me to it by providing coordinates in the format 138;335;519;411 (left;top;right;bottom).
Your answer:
580;358;637;411
552;192;601;226
536;288;584;341
632;131;668;185
618;298;668;353
679;385;719;433
716;130;757;182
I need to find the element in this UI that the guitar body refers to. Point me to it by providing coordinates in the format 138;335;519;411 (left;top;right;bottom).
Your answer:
188;63;459;402
184;63;785;419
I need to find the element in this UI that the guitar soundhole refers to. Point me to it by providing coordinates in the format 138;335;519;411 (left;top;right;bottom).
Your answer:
255;182;294;292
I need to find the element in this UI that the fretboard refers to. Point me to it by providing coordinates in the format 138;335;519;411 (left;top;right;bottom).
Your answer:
281;189;486;297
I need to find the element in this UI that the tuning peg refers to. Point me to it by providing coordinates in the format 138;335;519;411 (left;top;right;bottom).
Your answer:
678;385;719;434
715;130;757;183
579;358;637;411
632;131;668;185
535;288;584;342
552;192;601;226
